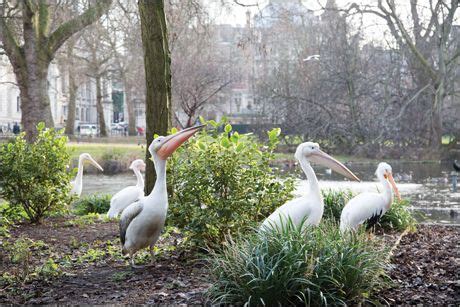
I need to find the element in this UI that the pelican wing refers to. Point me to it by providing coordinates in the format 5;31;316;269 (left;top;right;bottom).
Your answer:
119;201;143;245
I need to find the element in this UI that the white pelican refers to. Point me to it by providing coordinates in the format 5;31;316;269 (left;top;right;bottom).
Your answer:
261;142;360;230
119;125;204;268
70;153;104;197
340;162;401;232
107;159;146;218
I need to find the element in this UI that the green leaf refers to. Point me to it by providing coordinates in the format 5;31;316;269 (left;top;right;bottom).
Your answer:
224;124;232;133
209;120;219;128
170;127;178;134
199;116;206;124
37;122;45;131
220;137;231;148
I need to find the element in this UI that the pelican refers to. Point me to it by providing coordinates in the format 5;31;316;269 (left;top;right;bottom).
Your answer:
119;125;204;268
70;153;104;197
261;142;360;230
107;159;146;218
340;162;401;232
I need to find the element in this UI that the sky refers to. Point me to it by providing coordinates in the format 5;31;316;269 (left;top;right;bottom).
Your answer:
207;0;459;45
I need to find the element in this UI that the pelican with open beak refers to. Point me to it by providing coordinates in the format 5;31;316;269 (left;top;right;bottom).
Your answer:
340;162;401;232
119;125;205;268
261;142;360;230
70;153;104;197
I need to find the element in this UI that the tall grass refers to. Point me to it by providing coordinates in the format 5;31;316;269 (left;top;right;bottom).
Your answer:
322;189;354;222
380;199;417;232
207;220;388;306
73;194;111;216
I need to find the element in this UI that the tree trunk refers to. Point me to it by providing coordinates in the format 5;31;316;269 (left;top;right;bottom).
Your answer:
122;73;137;136
138;0;172;195
65;72;78;135
15;63;55;142
95;75;108;137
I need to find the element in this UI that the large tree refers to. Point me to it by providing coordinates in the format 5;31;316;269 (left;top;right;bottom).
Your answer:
138;0;171;194
351;0;459;153
0;0;112;141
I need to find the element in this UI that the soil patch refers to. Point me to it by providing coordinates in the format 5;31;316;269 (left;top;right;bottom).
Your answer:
1;219;458;304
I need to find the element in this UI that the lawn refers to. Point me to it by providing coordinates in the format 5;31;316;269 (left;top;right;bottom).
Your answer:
67;142;145;161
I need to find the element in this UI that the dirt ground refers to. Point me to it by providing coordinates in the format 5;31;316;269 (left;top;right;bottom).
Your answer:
0;218;458;305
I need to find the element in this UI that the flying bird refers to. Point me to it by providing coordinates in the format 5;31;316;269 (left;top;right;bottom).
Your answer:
70;153;104;197
107;159;146;219
261;142;360;230
119;125;204;268
340;162;401;232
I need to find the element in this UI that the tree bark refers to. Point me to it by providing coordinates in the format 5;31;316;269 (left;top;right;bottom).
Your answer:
138;0;172;195
64;71;78;135
95;75;108;137
121;73;137;136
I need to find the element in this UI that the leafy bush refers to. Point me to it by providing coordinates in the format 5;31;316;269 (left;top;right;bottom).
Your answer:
322;189;354;222
73;194;111;215
207;220;387;306
380;199;417;232
0;123;73;223
167;119;294;247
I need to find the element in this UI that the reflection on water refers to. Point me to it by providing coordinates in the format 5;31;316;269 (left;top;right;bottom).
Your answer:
82;161;460;225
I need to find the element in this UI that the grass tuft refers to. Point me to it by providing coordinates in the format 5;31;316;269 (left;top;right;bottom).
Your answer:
207;220;388;306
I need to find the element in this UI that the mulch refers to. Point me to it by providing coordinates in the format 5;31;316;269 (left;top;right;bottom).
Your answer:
0;218;458;305
377;224;459;305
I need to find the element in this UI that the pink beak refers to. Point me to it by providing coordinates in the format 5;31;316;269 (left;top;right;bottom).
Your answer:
156;125;205;160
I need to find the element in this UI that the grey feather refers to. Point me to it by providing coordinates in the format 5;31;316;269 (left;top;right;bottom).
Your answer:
119;201;143;246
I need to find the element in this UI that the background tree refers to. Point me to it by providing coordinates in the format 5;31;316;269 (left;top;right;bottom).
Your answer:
0;0;112;141
351;0;459;154
138;0;171;194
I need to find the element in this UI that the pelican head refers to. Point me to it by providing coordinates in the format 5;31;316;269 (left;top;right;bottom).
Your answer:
295;142;360;181
149;124;206;160
79;153;104;171
376;162;401;200
129;159;146;172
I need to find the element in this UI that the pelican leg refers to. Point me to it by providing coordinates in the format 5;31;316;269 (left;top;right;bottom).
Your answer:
129;252;143;269
149;245;155;266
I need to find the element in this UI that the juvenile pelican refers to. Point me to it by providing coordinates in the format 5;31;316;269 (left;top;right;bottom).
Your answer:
340;162;401;232
70;153;104;197
119;125;204;268
261;142;360;230
107;159;146;218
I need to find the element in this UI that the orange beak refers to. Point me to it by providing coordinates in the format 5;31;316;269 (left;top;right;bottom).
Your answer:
309;150;360;181
156;125;205;160
386;172;401;201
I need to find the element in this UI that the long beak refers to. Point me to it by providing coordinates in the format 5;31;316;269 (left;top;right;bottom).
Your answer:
309;150;360;181
88;156;104;172
157;124;205;160
387;173;401;201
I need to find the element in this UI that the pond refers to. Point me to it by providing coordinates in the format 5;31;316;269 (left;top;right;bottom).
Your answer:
81;160;460;225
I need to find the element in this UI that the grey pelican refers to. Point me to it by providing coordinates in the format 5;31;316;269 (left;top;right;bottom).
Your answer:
70;153;104;197
119;125;204;268
340;162;401;232
107;159;146;218
261;142;360;230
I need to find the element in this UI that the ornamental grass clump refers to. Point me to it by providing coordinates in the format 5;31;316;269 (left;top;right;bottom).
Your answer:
207;220;388;306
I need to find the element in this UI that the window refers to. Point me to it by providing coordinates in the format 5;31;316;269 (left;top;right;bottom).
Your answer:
76;107;80;120
16;96;20;112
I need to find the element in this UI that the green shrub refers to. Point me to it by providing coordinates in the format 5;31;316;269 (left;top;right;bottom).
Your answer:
322;189;354;222
0;123;73;223
167;119;294;247
380;199;416;232
207;220;387;306
73;194;111;215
